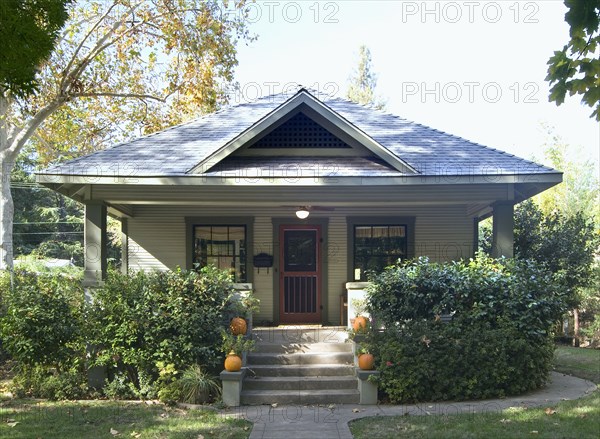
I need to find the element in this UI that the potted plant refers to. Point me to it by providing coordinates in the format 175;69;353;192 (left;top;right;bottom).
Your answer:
357;345;375;370
228;291;260;336
351;297;369;332
221;330;255;372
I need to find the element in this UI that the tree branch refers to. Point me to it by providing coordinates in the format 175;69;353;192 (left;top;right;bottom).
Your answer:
59;2;120;93
70;91;166;102
8;99;64;156
63;2;154;99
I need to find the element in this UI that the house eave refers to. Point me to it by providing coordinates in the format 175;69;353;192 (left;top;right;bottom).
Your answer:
36;172;563;187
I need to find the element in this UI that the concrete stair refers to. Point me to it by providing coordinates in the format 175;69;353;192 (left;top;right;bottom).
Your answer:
241;326;359;405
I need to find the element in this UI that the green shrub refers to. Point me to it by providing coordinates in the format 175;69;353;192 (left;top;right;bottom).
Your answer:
366;255;566;403
0;269;85;371
85;266;233;397
10;365;88;400
368;256;565;337
371;323;555;403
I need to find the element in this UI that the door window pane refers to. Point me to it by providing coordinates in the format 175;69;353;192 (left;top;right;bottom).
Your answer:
284;230;317;272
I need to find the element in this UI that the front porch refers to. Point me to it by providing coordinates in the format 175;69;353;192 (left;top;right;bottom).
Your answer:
79;198;518;326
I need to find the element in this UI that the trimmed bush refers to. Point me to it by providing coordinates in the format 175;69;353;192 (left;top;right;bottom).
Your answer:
367;256;566;403
85;266;233;398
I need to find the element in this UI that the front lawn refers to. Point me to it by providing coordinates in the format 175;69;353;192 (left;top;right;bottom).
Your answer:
554;346;600;384
350;346;600;438
0;399;251;439
349;390;599;439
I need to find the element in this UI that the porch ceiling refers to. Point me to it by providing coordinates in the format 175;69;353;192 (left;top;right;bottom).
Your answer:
42;180;560;220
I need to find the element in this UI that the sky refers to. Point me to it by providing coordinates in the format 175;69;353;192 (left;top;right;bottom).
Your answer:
231;0;600;170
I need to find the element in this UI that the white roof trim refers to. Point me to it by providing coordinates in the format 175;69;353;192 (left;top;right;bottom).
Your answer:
37;172;563;186
187;89;418;175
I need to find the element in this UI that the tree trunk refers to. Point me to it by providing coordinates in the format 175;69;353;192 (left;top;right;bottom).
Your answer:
572;308;580;347
0;150;16;271
0;92;15;271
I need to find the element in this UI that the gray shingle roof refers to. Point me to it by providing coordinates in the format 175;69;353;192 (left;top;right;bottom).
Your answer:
42;86;555;177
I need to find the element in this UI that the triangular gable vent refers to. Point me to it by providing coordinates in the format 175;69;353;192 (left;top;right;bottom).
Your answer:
249;112;352;149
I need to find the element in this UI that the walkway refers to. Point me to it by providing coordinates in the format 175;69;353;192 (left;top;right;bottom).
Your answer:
221;372;597;439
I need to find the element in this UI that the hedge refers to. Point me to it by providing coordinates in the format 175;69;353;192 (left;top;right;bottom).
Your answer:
366;256;566;403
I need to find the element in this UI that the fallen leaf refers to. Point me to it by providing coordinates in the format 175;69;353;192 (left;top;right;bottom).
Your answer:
530;431;538;435
130;432;141;438
545;407;556;415
7;422;19;428
110;428;119;436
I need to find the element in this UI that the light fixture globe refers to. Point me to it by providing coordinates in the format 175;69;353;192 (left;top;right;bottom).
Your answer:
295;208;310;219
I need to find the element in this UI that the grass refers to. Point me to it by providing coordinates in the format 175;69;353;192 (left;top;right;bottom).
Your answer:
554;346;600;384
350;391;600;439
350;346;600;439
0;399;251;439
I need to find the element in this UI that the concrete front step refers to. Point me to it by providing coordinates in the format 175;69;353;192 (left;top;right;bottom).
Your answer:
252;326;349;344
254;341;353;354
243;376;358;391
243;326;358;405
247;352;353;365
248;364;355;377
240;389;360;405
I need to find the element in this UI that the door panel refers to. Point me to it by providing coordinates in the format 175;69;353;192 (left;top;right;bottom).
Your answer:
279;225;321;323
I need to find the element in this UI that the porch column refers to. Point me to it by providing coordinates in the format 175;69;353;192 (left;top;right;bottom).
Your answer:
121;218;128;275
491;202;514;258
83;203;107;286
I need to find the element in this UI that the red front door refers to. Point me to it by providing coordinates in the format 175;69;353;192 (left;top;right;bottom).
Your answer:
279;225;321;324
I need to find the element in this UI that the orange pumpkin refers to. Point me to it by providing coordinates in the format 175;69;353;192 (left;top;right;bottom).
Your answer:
230;317;247;335
358;353;375;370
352;315;368;332
224;351;242;372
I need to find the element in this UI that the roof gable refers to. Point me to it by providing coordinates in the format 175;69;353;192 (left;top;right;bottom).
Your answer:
188;89;417;175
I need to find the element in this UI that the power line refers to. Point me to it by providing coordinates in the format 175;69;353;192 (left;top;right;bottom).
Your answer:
14;232;84;235
14;221;83;225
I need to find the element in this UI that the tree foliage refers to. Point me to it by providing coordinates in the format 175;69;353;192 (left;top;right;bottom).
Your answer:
514;200;598;309
0;0;72;97
535;130;600;222
547;0;600;120
346;45;386;110
1;0;253;269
